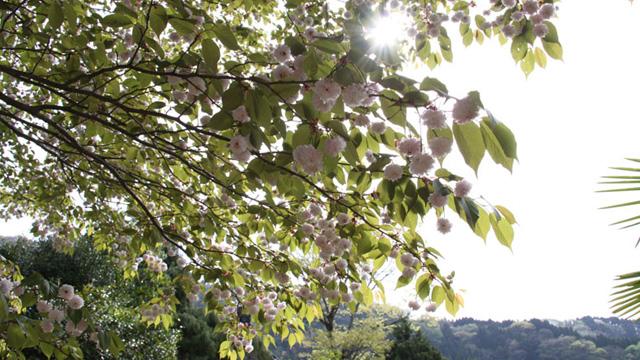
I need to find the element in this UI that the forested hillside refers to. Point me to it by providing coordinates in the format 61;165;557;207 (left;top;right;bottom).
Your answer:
418;316;640;360
270;312;640;359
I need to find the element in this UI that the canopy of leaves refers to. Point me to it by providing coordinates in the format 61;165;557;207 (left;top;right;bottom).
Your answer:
0;0;561;358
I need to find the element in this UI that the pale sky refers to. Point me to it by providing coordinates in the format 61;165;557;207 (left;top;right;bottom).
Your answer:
2;0;640;321
390;0;640;320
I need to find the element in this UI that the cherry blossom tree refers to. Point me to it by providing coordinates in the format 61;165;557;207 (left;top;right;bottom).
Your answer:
0;0;562;358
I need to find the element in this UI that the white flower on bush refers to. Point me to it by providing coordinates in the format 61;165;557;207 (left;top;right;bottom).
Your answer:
353;114;370;127
502;25;517;38
400;253;418;267
312;93;335;113
452;96;479;124
58;284;74;300
383;164;403;182
303;27;317;41
37;300;52;313
369;121;386;135
300;223;314;235
454;179;472;197
428;137;452;158
272;64;293;81
397;138;422;157
292;55;306;80
323;136;346;157
422;110;447;129
428;193;448;208
272;44;291;63
437;218;453;234
409;153;435;176
313;78;341;101
523;0;539;14
65;319;87;337
533;23;549;38
402;267;416;278
48;308;65;322
40;319;54;333
68;295;84;310
540;3;555;19
293;145;324;175
229;135;250;154
336;213;350;226
342;83;369;108
232;105;250;124
0;278;12;296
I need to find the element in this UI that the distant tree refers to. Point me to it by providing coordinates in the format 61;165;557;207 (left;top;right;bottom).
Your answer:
307;306;392;360
386;317;443;360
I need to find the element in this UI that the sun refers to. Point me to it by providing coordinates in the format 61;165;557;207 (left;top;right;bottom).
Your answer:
367;12;409;47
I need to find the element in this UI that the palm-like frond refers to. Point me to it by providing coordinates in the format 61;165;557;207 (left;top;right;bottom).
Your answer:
599;158;640;318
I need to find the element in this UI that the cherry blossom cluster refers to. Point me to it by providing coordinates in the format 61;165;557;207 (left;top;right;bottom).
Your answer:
36;284;87;337
408;299;437;313
495;0;556;38
242;291;286;321
0;277;22;299
229;326;257;354
142;252;168;273
141;302;171;322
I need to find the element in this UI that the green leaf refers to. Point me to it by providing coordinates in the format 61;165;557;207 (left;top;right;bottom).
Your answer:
169;18;195;36
201;39;220;71
102;14;133;28
453;122;485;173
511;36;528;62
480;119;512;171
245;91;271;126
496;205;517;224
520;49;535;76
416;273;431;299
207;111;233;130
420;77;448;94
292;124;312;148
149;7;168;36
222;84;245;110
213;24;240;50
431;285;445;305
542;41;563;60
491;216;514;249
534;47;547;68
312;39;345;54
48;2;64;30
39;342;55;358
63;2;77;32
380;91;406;127
7;323;26;349
360;283;373;306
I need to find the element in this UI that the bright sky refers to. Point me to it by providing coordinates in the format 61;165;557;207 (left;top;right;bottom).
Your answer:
2;0;639;321
388;0;640;320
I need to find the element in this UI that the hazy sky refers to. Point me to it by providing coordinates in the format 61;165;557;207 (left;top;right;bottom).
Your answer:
2;0;639;321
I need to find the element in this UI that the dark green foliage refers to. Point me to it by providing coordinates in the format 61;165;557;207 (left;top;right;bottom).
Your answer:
0;236;180;359
177;307;222;360
386;318;444;360
0;236;115;288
